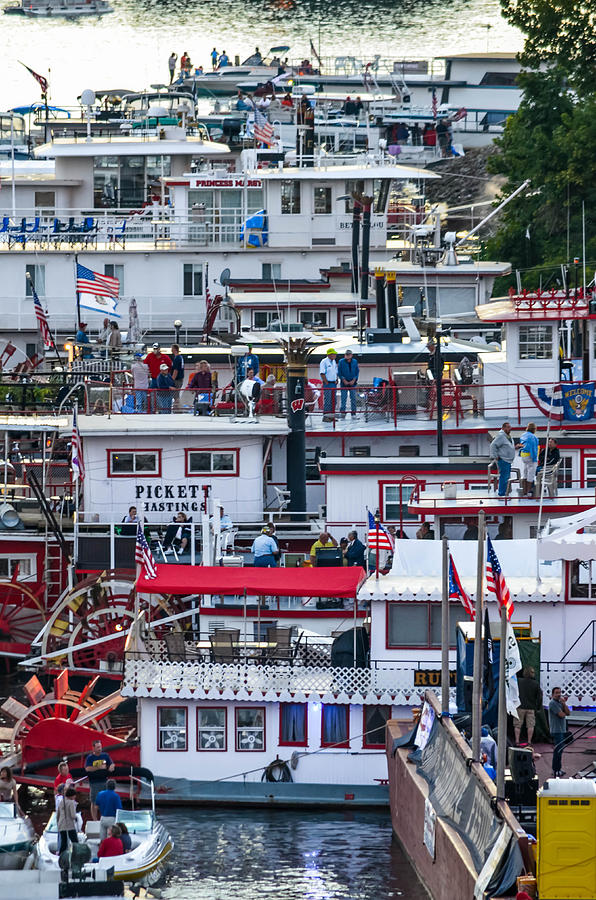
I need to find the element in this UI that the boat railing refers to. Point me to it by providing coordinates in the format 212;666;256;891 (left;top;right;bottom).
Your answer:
289;55;447;81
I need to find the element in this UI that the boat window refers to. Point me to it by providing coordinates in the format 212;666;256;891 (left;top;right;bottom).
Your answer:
183;263;203;297
281;180;300;214
480;72;517;86
280;703;307;746
321;704;349;747
186;449;238;475
314;186;332;215
0;557;33;579
518;325;553;360
344;180;365;213
253;309;285;330
158;706;187;751
387;603;459;648
305;447;321;481
197;707;227;751
115;809;153;832
362;706;391;748
34;191;55;216
299;310;329;328
262;263;281;280
146;155;171;182
236;707;265;751
383;483;418;521
25;264;45;297
109;450;159;476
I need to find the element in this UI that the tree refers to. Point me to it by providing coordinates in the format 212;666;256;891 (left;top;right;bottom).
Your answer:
501;0;596;94
486;68;596;286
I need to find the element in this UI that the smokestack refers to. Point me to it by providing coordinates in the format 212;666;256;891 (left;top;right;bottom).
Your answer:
360;196;373;301
375;269;386;329
286;362;307;517
351;198;361;294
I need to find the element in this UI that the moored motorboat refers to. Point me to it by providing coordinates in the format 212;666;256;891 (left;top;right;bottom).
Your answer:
3;0;113;15
36;802;173;884
0;802;36;869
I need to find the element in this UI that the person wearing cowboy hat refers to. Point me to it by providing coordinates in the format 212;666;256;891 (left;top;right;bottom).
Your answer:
320;348;338;421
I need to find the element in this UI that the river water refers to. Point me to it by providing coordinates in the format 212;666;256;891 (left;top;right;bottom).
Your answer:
157;807;428;899
1;0;523;111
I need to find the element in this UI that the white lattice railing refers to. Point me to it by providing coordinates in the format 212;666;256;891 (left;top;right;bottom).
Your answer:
122;657;449;707
540;667;596;706
121;657;596;708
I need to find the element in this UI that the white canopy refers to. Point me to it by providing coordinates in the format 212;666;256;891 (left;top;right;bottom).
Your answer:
359;539;562;601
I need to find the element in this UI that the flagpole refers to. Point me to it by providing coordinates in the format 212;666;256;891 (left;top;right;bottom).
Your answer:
74;253;81;331
496;603;508;798
375;511;380;580
471;509;485;761
73;403;79;572
441;535;450;716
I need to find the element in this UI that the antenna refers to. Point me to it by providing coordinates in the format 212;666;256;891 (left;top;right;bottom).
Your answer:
219;267;231;286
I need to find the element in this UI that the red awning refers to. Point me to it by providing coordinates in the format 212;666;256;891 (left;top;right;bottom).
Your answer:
136;565;366;598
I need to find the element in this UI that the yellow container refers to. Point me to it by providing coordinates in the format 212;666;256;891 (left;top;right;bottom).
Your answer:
537;778;596;899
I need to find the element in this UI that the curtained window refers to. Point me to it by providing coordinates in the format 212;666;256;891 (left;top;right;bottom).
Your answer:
321;704;349;747
280;703;307;745
363;705;391;748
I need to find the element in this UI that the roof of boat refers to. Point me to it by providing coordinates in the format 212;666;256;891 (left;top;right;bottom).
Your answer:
175;162;439;182
34;135;230;158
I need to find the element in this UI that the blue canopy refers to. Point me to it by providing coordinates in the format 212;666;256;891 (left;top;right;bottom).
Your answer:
240;209;268;247
11;104;71;117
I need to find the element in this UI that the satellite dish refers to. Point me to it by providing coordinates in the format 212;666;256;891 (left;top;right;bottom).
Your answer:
81;89;96;106
219;267;231;287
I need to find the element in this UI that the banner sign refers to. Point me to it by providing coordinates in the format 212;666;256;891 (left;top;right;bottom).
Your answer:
561;382;596;421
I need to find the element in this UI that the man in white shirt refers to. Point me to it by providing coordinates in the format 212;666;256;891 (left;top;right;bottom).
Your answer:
251;528;278;567
131;353;149;412
320;348;338;421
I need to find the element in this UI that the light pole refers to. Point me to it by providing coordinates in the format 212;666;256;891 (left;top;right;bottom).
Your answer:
174;319;182;344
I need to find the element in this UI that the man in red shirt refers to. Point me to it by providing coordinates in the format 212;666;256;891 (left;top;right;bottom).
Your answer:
144;343;172;386
97;824;124;858
54;761;72;791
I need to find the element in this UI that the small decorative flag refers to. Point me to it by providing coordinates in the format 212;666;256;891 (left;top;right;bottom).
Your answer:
448;553;474;619
71;405;85;481
367;510;393;551
486;536;514;620
31;283;53;350
135;522;157;579
431;88;438;120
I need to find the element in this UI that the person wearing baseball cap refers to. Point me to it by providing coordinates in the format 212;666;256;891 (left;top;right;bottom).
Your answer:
319;348;338;421
156;363;176;414
144;343;172;385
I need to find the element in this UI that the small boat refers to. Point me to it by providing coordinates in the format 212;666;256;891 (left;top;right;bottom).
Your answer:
0;802;36;869
4;0;113;16
36;795;173;883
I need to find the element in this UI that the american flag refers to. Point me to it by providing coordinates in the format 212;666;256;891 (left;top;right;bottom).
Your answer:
71;405;85;481
253;107;275;147
448;553;474;619
20;62;48;94
135;522;157;579
431;88;438;120
76;263;119;299
486;536;514;620
367;510;393;551
31;283;53;349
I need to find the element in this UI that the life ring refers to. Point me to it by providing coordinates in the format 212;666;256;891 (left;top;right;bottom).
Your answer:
261;759;292;783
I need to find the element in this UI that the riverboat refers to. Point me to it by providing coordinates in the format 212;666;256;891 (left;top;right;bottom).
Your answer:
3;0;112;15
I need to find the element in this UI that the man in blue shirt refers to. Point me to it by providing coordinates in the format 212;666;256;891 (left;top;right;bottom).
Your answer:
76;322;92;359
337;349;359;416
252;528;278;567
96;779;122;841
518;421;539;497
156;364;175;413
236;346;260;381
85;739;115;820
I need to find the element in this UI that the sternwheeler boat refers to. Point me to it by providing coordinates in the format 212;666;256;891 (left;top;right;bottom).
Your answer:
4;0;113;16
